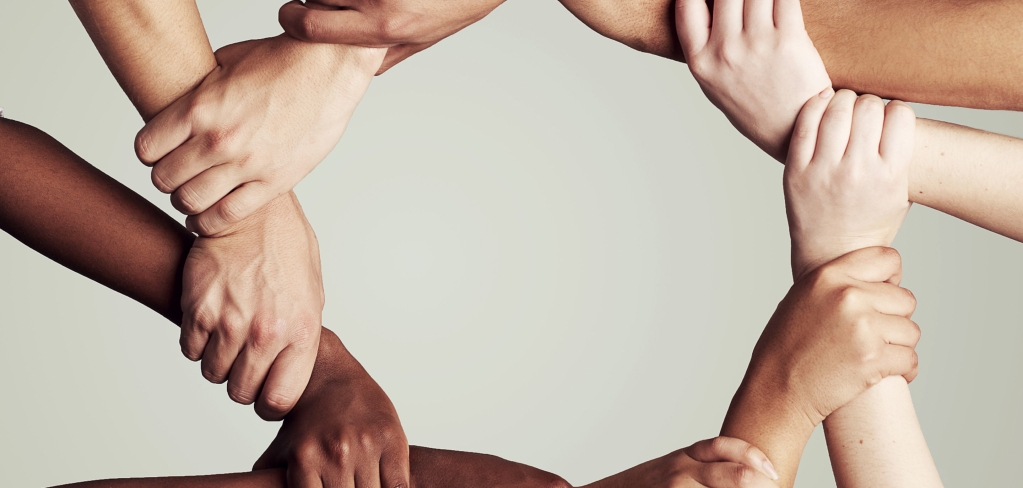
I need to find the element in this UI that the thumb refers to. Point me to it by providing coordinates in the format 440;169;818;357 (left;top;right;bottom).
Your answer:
280;1;398;47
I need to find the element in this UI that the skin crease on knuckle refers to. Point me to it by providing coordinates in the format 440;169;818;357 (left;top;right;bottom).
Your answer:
174;184;206;215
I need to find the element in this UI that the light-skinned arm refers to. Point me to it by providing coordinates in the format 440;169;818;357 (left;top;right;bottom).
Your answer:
782;90;943;488
68;3;405;487
673;0;941;485
675;0;1023;247
559;0;1023;110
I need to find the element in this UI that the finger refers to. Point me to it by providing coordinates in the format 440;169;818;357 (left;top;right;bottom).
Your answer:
380;446;411;488
774;0;805;29
676;0;712;56
813;89;858;164
354;458;382;488
712;0;745;40
845;95;885;161
831;246;903;285
695;461;778;488
186;181;271;237
171;163;250;216
744;0;774;31
149;137;216;194
179;311;212;362
135;97;195;166
255;337;320;421
881;344;920;384
200;326;246;384
280;2;401;46
879;100;916;163
227;343;282;405
686;437;779;481
862;282;917;317
785;87;834;170
876;314;922;348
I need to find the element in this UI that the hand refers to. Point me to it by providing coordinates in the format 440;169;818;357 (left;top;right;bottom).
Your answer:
579;437;779;488
135;35;385;236
737;247;920;429
254;328;410;488
784;90;915;280
181;192;324;420
676;0;831;160
278;0;506;74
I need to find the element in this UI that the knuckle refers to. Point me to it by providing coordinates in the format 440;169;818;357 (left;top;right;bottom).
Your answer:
887;100;916;119
259;384;296;415
228;383;258;405
709;436;731;455
151;167;176;194
249;315;285;351
220;314;248;338
217;197;247;227
202;365;227;384
902;287;918;311
732;466;758;487
179;339;203;362
134;130;157;164
174;185;206;215
261;389;297;417
294;440;322;464
293;12;320;40
909;319;922;342
377;15;413;43
855;94;885;114
203;127;237;155
837;285;864;311
878;246;903;267
357;431;380;450
189;307;216;333
192;216;218;238
327;436;354;464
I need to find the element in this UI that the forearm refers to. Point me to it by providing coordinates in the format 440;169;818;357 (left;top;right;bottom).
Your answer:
560;0;1023;109
910;118;1023;242
824;378;942;488
719;372;816;487
54;449;566;488
0;118;192;323
69;0;215;121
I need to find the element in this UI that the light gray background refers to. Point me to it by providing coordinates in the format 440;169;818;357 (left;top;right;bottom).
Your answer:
1;1;1020;486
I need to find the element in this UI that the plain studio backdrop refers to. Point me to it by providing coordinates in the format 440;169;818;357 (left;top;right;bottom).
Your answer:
1;1;1021;486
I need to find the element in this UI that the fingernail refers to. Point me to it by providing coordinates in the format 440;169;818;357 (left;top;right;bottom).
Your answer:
763;460;780;480
185;218;197;234
820;87;835;99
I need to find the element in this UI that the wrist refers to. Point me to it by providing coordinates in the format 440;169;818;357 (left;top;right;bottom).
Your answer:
305;327;367;393
790;236;890;281
273;34;385;79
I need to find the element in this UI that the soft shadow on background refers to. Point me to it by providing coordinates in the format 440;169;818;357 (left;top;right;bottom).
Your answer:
1;1;1020;486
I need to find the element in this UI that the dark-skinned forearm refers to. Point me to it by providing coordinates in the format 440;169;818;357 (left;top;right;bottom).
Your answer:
56;447;568;488
0;118;192;323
